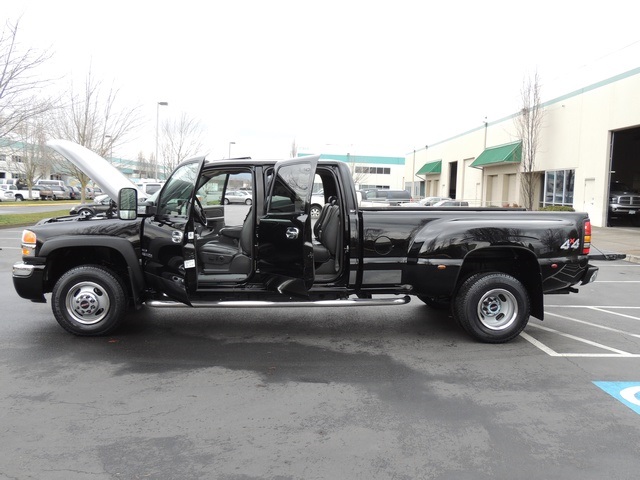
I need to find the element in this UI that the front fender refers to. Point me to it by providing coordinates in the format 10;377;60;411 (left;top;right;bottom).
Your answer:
39;236;145;302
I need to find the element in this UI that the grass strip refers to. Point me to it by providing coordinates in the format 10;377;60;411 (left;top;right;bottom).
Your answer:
0;210;71;228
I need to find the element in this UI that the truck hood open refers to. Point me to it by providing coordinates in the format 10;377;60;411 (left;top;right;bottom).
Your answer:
46;139;142;201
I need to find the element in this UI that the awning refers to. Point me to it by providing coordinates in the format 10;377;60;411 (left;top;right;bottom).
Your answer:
416;160;442;175
470;141;522;168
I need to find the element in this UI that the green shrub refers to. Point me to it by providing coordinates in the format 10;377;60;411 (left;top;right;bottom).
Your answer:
539;205;575;212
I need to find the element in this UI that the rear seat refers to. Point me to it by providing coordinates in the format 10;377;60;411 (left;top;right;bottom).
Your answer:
312;199;340;273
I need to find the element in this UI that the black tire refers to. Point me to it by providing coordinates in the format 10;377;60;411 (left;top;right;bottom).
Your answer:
453;272;530;343
77;208;94;218
310;204;322;218
15;195;23;201
417;295;451;310
223;198;230;205
245;198;252;205
51;265;127;336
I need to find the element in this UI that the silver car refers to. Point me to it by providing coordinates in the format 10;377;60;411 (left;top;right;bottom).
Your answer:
223;190;252;205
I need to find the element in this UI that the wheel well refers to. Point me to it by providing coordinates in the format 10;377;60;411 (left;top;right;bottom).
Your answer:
45;247;132;299
457;247;543;320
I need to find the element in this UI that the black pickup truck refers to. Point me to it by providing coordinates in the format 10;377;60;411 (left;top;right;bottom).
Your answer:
13;140;598;343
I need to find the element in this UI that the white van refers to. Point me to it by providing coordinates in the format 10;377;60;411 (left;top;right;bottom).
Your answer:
0;178;20;186
36;179;66;188
136;181;163;195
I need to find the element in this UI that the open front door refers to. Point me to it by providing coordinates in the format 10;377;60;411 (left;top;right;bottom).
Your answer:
258;155;319;296
141;157;206;305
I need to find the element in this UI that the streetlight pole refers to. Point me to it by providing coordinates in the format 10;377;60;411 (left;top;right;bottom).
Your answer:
228;141;236;159
155;101;168;180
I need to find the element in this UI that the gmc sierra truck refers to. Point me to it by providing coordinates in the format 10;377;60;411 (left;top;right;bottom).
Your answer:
12;140;599;343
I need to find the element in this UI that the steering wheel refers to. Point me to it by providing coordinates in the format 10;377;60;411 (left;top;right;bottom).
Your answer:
193;196;208;226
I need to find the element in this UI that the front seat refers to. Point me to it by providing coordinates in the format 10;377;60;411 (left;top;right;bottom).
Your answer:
199;209;253;275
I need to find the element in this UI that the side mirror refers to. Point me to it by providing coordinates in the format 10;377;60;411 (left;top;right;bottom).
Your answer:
118;188;138;220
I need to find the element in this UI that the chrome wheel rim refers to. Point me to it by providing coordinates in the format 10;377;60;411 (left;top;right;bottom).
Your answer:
476;288;518;331
65;281;110;325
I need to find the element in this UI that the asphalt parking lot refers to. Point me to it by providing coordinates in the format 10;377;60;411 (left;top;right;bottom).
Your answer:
1;227;639;479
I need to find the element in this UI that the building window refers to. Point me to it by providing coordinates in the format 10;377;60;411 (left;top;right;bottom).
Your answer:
0;154;6;162
11;155;23;163
542;169;575;207
355;166;391;175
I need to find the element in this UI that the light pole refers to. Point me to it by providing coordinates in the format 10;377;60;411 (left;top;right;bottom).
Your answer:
228;141;236;159
155;101;168;179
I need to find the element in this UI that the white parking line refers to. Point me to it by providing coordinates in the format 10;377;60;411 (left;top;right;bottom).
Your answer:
595;281;640;283
587;307;640;321
521;307;640;357
544;311;640;338
530;323;633;354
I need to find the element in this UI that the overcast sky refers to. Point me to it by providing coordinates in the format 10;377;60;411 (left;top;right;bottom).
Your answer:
5;0;640;160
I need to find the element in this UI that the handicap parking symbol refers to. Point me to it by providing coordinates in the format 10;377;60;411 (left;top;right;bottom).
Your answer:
594;382;640;415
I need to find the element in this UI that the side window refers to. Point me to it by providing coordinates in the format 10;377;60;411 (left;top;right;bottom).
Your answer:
268;162;314;214
196;169;253;228
157;161;200;218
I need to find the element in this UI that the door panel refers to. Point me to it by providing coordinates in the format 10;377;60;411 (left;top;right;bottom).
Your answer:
141;158;205;304
258;156;319;296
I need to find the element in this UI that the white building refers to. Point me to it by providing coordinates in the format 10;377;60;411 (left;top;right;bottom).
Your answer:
405;66;640;227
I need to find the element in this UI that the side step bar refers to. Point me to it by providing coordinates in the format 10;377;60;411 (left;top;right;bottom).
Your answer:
145;295;411;309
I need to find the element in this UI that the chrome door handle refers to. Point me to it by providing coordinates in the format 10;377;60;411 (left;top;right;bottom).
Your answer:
285;227;299;240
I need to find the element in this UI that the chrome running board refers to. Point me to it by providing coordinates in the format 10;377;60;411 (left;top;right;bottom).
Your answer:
145;295;411;309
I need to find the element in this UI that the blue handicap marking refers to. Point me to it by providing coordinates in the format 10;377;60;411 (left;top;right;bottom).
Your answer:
593;382;640;415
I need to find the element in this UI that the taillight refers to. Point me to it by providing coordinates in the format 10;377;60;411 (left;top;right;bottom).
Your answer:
582;220;591;254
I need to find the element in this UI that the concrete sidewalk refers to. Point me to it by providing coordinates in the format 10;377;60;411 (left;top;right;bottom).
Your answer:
591;226;640;263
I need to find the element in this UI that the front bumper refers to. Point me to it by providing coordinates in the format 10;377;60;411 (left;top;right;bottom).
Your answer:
12;262;46;302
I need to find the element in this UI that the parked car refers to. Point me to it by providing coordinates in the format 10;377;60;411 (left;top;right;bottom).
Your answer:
67;186;81;200
50;185;71;200
1;189;15;201
223;190;253;205
609;181;640;225
69;194;114;218
359;189;412;206
32;185;54;200
432;200;470;207
401;196;451;207
0;184;41;201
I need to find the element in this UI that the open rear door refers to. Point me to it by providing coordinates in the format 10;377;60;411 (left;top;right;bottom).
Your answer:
258;155;319;296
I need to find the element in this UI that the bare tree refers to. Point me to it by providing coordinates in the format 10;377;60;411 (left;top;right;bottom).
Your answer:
8;113;52;198
52;68;143;201
160;112;205;177
290;138;297;158
515;71;544;210
136;151;154;178
347;153;369;188
0;18;53;138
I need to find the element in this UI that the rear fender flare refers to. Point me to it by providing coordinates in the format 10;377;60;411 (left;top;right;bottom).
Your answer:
456;246;544;320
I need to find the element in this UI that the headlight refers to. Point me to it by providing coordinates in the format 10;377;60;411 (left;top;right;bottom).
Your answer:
21;229;36;256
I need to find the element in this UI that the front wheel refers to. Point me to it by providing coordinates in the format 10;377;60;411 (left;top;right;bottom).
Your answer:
15;195;23;201
453;272;530;343
51;265;127;336
77;208;94;218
